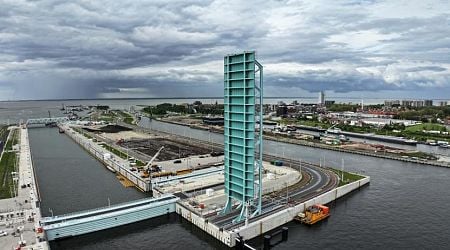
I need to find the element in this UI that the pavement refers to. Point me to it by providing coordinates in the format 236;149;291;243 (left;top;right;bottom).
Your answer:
0;127;49;250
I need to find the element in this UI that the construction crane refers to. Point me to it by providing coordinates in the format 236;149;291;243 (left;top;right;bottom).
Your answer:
325;123;340;134
142;146;164;179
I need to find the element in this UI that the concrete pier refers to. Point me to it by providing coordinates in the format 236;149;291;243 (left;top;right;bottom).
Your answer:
176;176;370;247
0;127;49;249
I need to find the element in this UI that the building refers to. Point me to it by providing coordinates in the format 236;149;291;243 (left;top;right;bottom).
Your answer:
438;101;448;106
202;116;224;125
324;100;335;106
318;91;325;105
276;105;288;117
384;100;400;107
399;100;429;108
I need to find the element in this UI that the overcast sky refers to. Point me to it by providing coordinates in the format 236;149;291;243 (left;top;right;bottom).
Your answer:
0;0;449;101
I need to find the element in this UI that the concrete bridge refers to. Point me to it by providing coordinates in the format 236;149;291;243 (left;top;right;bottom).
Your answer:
26;117;69;126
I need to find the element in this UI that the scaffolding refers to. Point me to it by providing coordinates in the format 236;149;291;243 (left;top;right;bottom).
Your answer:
222;51;263;222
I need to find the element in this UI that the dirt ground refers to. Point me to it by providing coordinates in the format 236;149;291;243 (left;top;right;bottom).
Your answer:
102;131;154;141
121;137;216;161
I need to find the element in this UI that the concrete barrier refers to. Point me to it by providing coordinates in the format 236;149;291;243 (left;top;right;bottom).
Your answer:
231;176;370;246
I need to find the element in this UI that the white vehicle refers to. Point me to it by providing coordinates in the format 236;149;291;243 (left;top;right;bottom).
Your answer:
0;230;8;236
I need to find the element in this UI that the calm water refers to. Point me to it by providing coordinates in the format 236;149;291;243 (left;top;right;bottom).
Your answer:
6;100;450;249
29;127;225;250
0;97;388;124
141;118;450;249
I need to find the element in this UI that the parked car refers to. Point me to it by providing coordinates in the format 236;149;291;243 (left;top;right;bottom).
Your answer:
0;230;8;236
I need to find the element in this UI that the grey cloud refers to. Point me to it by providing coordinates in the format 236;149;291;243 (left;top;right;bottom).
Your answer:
0;0;449;100
406;66;447;72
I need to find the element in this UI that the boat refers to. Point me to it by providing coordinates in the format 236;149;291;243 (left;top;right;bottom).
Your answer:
326;129;418;145
58;128;64;134
105;165;116;173
294;204;330;225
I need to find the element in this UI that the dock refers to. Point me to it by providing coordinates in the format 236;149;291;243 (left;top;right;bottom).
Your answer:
0;127;49;250
176;175;370;247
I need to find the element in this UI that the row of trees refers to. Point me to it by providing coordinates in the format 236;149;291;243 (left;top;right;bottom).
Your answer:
395;106;450;121
143;103;224;116
143;103;187;115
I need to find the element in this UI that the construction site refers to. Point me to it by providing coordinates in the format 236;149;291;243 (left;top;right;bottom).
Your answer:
121;137;218;161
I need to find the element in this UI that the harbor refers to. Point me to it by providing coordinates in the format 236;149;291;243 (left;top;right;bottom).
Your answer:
0;52;446;249
32;119;368;247
0;114;445;249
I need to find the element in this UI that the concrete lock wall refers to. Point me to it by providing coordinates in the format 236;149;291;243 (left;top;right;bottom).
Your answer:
232;176;370;245
62;125;150;191
176;203;233;246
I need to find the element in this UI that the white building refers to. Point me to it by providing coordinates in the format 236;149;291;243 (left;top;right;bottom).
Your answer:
318;91;325;105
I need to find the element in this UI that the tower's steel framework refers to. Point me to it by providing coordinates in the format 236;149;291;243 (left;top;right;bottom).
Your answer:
223;51;263;222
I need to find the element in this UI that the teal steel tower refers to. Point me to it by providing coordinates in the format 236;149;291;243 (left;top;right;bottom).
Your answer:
223;51;263;222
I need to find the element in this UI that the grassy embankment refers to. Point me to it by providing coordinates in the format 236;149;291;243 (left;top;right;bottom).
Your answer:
330;168;365;187
402;123;449;143
99;143;145;167
0;128;19;199
73;127;93;139
284;118;450;143
72;127;145;167
116;111;135;125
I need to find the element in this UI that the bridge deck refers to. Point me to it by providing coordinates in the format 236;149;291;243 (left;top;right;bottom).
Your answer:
41;194;178;227
27;117;69;125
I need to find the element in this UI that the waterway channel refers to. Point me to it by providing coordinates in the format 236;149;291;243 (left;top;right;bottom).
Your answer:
140;118;450;249
26;118;450;249
28;127;225;250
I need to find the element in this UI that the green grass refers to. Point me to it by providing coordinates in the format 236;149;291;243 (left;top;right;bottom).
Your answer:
123;117;134;125
74;127;93;139
0;126;8;145
281;119;331;129
0;129;18;199
331;169;364;187
116;111;135;125
0;152;18;198
399;151;437;160
101;144;145;166
99;116;115;122
5;129;19;150
405;123;448;132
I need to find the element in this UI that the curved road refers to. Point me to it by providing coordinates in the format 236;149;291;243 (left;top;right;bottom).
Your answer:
209;156;338;229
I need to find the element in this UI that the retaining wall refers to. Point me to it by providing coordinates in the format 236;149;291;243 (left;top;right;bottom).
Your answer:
61;125;150;191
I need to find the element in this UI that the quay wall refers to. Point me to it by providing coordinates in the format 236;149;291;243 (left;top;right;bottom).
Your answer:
177;176;369;247
232;176;370;246
141;119;449;168
176;202;233;247
60;125;150;192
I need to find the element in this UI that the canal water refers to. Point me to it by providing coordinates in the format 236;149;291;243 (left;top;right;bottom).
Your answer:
28;127;225;250
20;116;450;249
139;118;450;249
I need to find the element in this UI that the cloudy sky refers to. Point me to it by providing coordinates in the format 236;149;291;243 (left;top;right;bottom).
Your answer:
0;0;449;101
